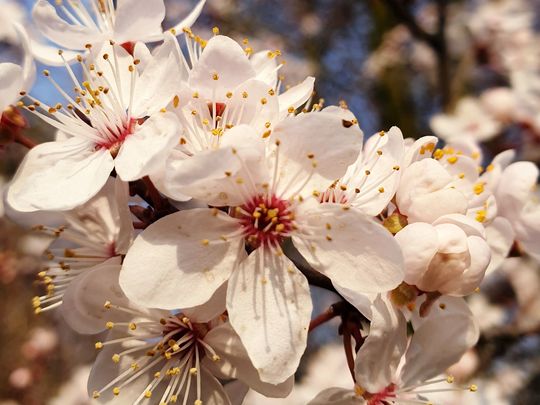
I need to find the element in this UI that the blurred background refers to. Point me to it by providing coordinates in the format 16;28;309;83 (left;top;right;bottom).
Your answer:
1;0;540;404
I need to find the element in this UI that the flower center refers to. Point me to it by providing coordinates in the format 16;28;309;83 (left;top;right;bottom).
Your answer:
96;118;137;158
365;384;396;405
236;194;294;249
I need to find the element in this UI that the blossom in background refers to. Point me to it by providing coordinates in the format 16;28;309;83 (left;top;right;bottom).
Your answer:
308;295;479;405
7;35;182;212
31;178;134;333
30;0;206;64
120;108;404;384
0;24;35;119
430;97;502;142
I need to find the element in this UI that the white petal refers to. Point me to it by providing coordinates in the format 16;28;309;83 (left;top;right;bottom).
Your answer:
120;208;243;309
394;223;439;287
403;135;438;167
397;159;468;223
432;213;486;239
188;35;256;100
227;250;312;384
28;37;78;65
132;35;183;117
0;62;23;113
61;260;131;334
164;125;266;206
13;24;36;91
355;295;407;393
88;330;157;403
65;177;134;254
278;76;315;118
32;0;103;50
168;0;206;34
439;235;491;296
223;380;249;405
115;112;180;181
485;217;515;273
497;161;538;217
113;0;165;43
271;110;363;197
308;388;359;405
7;138;114;212
182;282;227;323
204;322;294;397
349;126;404;216
401;309;479;386
294;204;404;294
250;50;279;88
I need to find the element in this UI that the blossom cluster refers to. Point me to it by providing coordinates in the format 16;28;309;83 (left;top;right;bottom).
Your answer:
1;1;539;404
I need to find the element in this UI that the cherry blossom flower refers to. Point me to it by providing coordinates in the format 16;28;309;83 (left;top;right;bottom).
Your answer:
64;264;292;404
430;97;502;142
120;110;404;384
308;295;479;405
31;0;206;64
317;123;404;216
395;214;491;296
155;33;315;201
31;178;134;333
7;35;182;212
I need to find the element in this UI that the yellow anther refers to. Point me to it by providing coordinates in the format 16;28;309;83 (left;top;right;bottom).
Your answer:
113;387;120;396
446;375;454;384
106;321;114;329
212;354;221;362
326;235;333;241
260;98;267;105
189;367;198;375
473;182;485;195
92;391;100;399
447;156;458;164
112;354;120;363
145;391;152;398
212;26;220;35
242;91;248;98
287;106;295;113
201;239;210;246
212;73;219;81
433;149;444;159
268;89;275;96
194;400;203;405
275;224;285;232
378;187;385;193
262;130;272;138
129;322;137;330
469;384;478;392
173;95;180;108
365;170;371;176
95;342;103;350
475;210;486;223
104;300;112;309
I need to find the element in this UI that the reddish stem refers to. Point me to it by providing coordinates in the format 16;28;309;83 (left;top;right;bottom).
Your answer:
309;307;338;332
13;130;36;149
343;327;356;382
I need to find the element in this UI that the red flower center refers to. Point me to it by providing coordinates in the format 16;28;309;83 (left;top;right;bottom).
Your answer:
96;118;137;158
236;194;294;249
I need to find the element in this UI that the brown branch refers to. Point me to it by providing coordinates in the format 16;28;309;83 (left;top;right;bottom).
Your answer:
343;326;356;382
382;0;438;47
309;301;347;332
